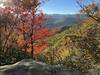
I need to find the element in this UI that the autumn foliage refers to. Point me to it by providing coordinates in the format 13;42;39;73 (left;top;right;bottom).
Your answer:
0;0;58;58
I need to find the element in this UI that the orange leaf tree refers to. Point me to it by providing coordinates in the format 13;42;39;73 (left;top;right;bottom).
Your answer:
13;0;57;58
0;0;56;59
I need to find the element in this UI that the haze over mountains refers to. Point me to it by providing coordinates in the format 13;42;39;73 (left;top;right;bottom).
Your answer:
44;14;86;28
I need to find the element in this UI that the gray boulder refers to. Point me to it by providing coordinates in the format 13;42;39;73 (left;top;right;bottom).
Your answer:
0;59;51;75
0;59;83;75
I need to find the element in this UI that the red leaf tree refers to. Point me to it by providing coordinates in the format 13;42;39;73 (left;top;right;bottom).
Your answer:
13;0;52;57
13;0;59;58
0;0;59;59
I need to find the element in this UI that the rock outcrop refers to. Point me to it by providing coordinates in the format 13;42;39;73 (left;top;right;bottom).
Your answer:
0;59;99;75
0;59;50;75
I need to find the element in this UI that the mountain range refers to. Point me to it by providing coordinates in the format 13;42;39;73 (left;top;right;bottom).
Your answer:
44;14;86;28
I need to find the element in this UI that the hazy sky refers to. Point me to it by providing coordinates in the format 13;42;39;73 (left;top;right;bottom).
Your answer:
41;0;100;14
41;0;80;14
0;0;99;14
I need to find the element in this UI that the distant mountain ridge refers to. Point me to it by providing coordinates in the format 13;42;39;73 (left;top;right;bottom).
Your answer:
44;14;86;28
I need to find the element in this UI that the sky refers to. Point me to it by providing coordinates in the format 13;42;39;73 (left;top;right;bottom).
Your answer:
0;0;99;14
41;0;80;14
41;0;100;14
